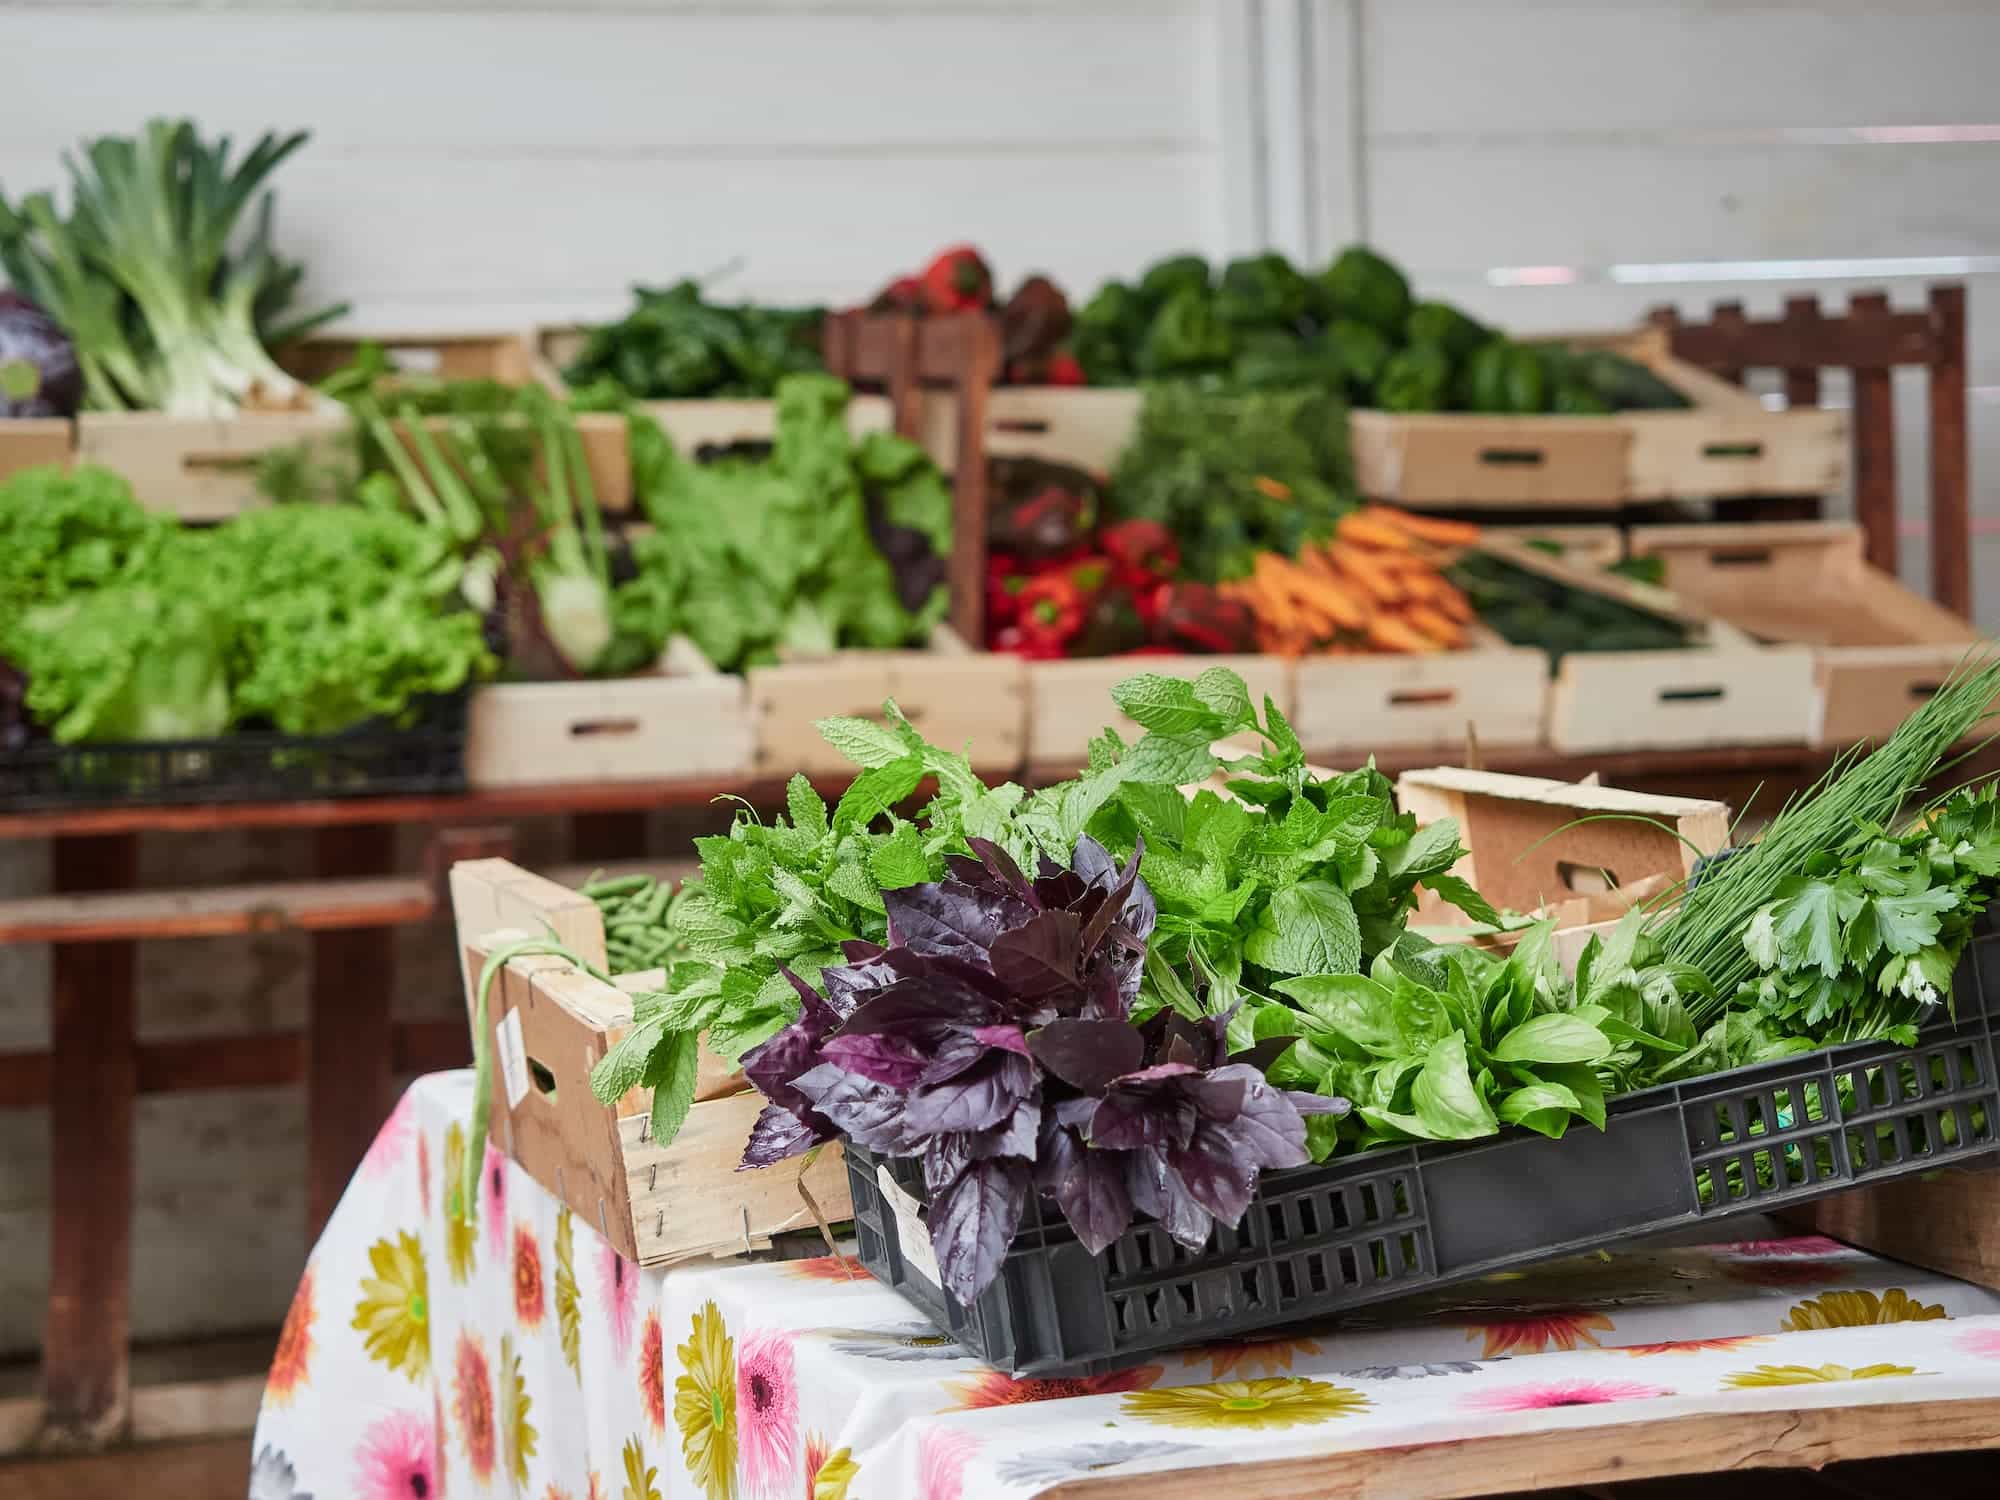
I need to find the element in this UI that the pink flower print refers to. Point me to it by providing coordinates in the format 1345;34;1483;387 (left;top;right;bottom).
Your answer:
1717;1235;1849;1258
364;1093;415;1179
482;1144;509;1256
1464;1379;1672;1412
599;1239;639;1360
355;1407;439;1500
918;1427;980;1500
737;1330;801;1499
1955;1326;2000;1359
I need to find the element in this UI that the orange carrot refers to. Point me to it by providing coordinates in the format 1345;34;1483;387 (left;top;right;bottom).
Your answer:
1328;543;1407;605
1338;512;1418;551
1366;615;1440;654
1367;506;1480;547
1405;605;1465;648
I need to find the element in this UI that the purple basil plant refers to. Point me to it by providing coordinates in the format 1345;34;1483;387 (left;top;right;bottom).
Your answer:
737;833;1349;1302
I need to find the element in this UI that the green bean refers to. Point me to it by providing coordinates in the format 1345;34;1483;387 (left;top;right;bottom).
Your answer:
583;874;651;899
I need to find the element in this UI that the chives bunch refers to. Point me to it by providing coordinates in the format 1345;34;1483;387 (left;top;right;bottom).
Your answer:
1656;658;2000;1022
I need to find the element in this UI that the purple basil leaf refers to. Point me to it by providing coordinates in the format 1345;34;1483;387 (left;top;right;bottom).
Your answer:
741;1004;835;1118
1070;834;1119;893
737;1101;829;1169
1035;853;1064;881
1187;1072;1248;1123
819;1032;929;1087
971;1024;1031;1057
967;837;1040;907
1292;1090;1354;1117
1121;870;1159;946
972;1098;1042;1162
1083;956;1140;1022
1077;837;1146;960
917;1028;989;1086
839;975;999;1038
1032;867;1088;911
1037;1121;1134;1255
988;908;1083;1000
931;1156;1032;1303
1028;1017;1146;1093
1166;1118;1261;1223
1165;1032;1202;1069
840;939;887;964
1197;1065;1311;1168
904;1053;1031;1135
1152;1162;1217;1250
1090;1074;1198;1151
794;1064;918;1152
924;1135;973;1197
944;852;998;888
1052;1095;1098;1129
884;882;1021;962
1228;1034;1300;1077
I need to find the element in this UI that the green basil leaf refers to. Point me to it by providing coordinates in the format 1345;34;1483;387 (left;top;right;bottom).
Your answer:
1491;1012;1615;1065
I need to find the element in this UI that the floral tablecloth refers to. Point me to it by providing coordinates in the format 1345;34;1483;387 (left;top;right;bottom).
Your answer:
250;1072;2000;1500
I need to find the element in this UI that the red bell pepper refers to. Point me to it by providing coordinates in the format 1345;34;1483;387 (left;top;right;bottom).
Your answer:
1099;519;1180;593
985;552;1032;633
1153;582;1258;654
1015;573;1087;654
868;275;924;314
1043;350;1086;387
920;245;994;313
1065;554;1115;599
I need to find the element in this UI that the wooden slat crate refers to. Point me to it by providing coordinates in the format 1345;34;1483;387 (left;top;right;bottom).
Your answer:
1293;638;1549;759
1025;654;1294;772
1629;521;1986;748
0;418;73;482
749;627;1024;778
1486;523;1622;569
1350;329;1847;509
73;332;632;518
918;386;1141;475
1549;633;1818;753
1788;1173;2000;1297
1396;766;1729;924
466;638;753;789
450;858;849;1265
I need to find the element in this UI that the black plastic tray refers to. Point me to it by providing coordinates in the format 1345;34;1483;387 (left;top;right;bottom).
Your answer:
846;918;2000;1376
0;692;468;811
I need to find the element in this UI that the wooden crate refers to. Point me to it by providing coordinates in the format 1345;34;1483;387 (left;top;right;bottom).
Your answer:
1549;633;1818;753
0;418;72;482
465;638;753;789
918;386;1141;475
1294;639;1549;759
450;857;848;1265
1026;654;1294;772
1787;1173;2000;1297
1397;766;1729;923
73;332;631;518
1350;329;1848;509
1629;521;1985;748
1486;524;1622;569
749;628;1024;778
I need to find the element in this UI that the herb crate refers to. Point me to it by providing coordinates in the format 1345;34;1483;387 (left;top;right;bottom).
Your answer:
1349;329;1847;510
0;417;72;482
1629;522;1987;749
1025;655;1295;773
450;858;850;1265
1547;633;1819;753
1293;640;1549;760
0;691;467;811
748;628;1025;780
846;917;2000;1376
464;638;752;789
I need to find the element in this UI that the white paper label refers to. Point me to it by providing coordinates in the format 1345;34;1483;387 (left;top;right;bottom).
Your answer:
877;1165;941;1288
496;1007;531;1110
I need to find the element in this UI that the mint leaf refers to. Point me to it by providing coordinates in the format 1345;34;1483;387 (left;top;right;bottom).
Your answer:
1118;731;1217;787
815;715;913;769
868;824;931;889
1261;696;1304;767
1193;667;1256;732
833;756;923;833
1111;673;1226;737
1422;872;1500;926
826;857;886;914
646;1030;702;1146
1243;880;1360;976
1385;819;1464;882
785;773;829;840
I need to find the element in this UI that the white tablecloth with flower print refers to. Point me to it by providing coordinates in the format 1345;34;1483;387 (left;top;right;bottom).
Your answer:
249;1072;2000;1500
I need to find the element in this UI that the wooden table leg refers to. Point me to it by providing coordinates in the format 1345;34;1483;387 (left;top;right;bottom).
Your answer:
306;824;397;1237
43;832;138;1449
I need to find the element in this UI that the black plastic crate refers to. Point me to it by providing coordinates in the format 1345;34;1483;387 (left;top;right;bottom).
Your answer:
846;917;2000;1376
0;692;469;811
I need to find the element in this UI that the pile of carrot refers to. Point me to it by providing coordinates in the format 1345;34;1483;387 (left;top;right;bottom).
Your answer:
1219;506;1481;656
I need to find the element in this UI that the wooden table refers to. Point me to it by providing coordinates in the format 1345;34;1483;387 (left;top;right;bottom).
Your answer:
9;737;1995;1452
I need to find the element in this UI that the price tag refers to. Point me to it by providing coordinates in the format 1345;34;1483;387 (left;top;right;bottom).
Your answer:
876;1165;941;1289
496;1008;531;1110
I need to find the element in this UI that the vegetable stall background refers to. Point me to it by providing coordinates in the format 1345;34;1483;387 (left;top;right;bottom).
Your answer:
3;0;2000;1368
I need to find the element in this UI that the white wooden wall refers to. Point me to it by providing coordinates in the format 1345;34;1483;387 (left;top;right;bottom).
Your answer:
2;0;1999;1357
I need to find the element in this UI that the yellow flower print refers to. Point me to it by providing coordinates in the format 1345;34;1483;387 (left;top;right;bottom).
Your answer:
351;1230;429;1381
622;1436;662;1500
1121;1377;1371;1430
812;1446;859;1500
1723;1362;1927;1387
1780;1289;1948;1331
673;1301;737;1500
501;1333;540;1487
555;1207;582;1379
443;1122;477;1283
